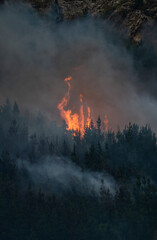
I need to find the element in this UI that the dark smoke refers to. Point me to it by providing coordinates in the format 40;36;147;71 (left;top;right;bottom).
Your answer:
0;3;157;131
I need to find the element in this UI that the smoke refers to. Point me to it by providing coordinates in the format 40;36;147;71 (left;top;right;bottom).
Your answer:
0;3;157;130
17;156;117;196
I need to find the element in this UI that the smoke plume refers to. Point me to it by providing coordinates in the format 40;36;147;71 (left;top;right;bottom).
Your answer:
0;3;157;131
18;156;117;196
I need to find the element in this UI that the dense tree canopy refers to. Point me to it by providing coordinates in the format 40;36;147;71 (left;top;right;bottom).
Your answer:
0;99;157;240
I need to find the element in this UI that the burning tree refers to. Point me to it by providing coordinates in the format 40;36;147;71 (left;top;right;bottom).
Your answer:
58;76;109;138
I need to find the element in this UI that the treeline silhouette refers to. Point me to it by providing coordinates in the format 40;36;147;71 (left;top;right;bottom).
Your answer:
0;99;157;240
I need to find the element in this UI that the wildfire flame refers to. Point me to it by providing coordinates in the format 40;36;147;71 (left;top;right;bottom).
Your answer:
58;76;109;137
86;107;91;128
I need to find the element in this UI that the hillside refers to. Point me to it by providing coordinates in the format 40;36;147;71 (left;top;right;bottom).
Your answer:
10;0;157;43
0;1;157;239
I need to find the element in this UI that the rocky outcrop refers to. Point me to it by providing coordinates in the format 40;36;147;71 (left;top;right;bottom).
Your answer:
2;0;157;43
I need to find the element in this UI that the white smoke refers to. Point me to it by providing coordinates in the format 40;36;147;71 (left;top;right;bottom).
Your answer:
17;156;117;196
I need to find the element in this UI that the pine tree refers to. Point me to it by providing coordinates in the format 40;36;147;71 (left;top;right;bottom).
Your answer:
71;144;79;165
9;120;19;136
62;139;69;156
3;98;11;116
13;101;20;116
97;116;101;134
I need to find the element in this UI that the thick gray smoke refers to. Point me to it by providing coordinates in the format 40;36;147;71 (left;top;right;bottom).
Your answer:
18;156;117;196
0;3;157;130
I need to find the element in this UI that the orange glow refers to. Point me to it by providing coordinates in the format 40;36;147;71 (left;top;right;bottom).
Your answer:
104;114;109;131
58;76;109;137
58;76;80;133
86;107;91;128
79;94;85;137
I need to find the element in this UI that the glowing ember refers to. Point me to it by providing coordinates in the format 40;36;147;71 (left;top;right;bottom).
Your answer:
58;76;109;137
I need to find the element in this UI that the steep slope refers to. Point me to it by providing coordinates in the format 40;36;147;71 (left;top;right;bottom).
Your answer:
26;0;157;43
1;0;157;42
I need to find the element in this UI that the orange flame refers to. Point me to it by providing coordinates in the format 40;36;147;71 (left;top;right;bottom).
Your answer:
58;76;108;137
86;107;91;128
58;76;92;137
79;94;85;137
58;76;80;133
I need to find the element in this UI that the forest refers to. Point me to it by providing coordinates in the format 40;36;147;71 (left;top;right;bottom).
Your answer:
0;99;157;240
0;0;157;239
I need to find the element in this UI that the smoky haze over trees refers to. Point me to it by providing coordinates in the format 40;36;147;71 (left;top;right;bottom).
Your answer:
0;2;157;240
0;100;157;240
